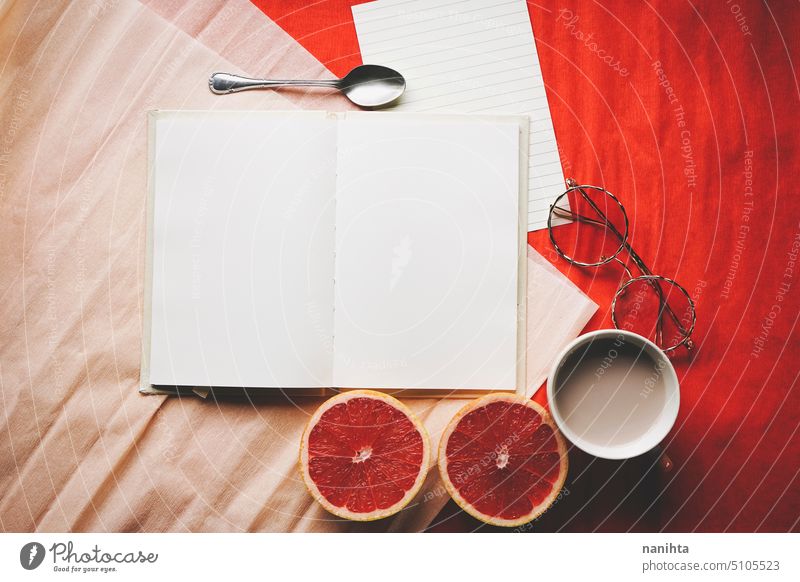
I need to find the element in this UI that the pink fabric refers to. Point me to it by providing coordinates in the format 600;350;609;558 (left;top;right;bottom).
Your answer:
0;0;591;532
0;0;465;532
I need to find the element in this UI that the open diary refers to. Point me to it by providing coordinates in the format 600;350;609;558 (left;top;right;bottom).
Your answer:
141;110;528;395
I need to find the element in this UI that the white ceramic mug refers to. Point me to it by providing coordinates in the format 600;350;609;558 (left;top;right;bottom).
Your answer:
546;329;680;460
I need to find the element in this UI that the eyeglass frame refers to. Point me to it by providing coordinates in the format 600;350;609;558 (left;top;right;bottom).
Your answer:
547;178;696;353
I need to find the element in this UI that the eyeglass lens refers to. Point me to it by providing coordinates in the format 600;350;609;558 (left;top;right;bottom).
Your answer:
549;186;628;266
613;277;694;351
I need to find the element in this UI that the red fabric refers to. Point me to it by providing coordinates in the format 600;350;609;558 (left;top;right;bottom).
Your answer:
253;0;800;532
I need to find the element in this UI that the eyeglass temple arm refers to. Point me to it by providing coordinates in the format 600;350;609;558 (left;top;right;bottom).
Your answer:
554;208;653;277
565;179;652;274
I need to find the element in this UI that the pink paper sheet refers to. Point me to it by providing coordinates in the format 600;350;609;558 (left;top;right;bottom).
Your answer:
0;0;594;532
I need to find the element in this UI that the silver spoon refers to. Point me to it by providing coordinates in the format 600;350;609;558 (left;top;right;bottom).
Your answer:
208;64;405;109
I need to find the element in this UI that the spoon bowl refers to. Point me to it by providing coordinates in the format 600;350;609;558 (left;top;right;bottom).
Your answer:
338;64;406;108
209;64;406;109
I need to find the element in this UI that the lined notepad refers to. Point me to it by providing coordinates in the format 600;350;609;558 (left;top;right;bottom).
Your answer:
352;0;569;231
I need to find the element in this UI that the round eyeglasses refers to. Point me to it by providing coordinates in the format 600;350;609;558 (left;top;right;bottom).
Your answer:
548;179;696;353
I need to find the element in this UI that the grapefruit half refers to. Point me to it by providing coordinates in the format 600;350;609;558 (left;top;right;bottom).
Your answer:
438;393;568;527
300;390;430;521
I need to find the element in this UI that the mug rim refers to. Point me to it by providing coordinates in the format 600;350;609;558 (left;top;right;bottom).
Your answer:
546;329;680;460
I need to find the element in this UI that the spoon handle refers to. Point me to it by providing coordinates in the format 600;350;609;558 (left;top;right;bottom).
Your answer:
209;72;339;94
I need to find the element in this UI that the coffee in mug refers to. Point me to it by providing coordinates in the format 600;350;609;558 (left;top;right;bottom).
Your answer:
547;330;679;459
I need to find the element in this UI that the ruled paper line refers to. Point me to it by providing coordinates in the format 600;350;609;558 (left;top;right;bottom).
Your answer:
353;0;568;231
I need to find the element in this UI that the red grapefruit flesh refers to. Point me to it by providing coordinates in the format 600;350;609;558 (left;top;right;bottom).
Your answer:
300;390;430;521
438;393;568;527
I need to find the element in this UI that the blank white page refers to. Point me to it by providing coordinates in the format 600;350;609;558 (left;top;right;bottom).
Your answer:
148;111;337;388
332;114;523;391
352;0;569;231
